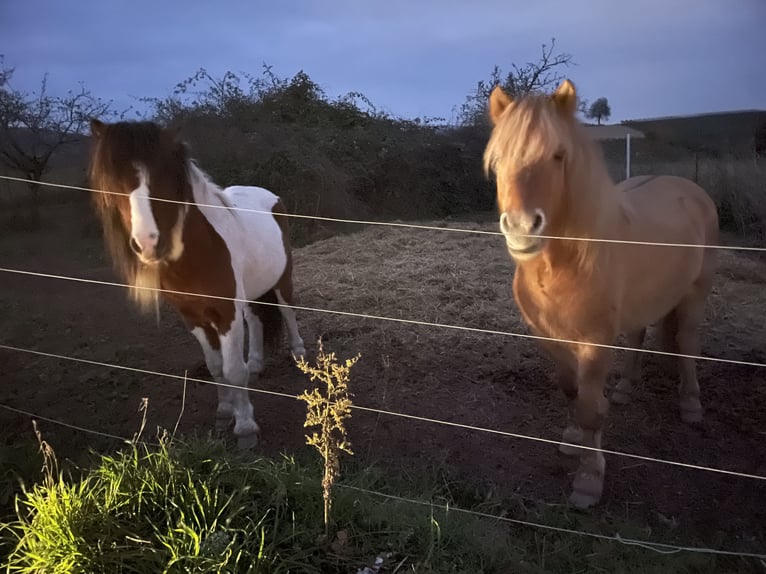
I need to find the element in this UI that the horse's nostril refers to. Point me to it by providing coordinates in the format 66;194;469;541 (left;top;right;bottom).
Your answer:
499;212;511;234
532;212;544;233
129;237;143;254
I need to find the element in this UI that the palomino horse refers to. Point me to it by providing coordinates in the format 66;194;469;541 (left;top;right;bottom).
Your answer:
483;80;718;508
88;119;306;448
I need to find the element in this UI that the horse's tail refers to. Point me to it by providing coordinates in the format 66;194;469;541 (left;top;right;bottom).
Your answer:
250;289;284;358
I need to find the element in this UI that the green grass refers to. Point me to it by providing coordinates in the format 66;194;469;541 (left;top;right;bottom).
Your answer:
2;434;760;573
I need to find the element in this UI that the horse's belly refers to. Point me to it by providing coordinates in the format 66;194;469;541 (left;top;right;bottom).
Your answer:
235;230;288;300
619;255;702;332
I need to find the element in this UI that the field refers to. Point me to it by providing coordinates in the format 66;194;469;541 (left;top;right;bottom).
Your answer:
1;196;765;565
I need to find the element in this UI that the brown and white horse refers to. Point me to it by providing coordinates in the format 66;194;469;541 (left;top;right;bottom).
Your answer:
88;119;305;448
484;80;719;508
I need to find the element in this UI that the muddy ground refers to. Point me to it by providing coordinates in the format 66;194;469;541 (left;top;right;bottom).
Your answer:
1;201;765;554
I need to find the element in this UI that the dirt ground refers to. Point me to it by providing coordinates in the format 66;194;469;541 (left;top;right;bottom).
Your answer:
1;201;765;553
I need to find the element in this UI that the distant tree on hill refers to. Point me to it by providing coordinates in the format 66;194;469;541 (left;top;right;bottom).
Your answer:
587;97;611;125
455;38;577;126
0;55;120;224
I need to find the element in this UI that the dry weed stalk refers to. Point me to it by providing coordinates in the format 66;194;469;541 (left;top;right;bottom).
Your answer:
296;338;359;535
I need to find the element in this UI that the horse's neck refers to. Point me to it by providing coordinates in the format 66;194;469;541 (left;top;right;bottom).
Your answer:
551;169;620;271
189;164;227;208
186;164;241;247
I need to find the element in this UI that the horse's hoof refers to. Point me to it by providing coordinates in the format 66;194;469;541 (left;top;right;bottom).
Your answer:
571;471;603;509
569;489;601;509
680;397;703;423
236;431;260;450
611;380;632;404
680;408;703;424
291;347;306;363
610;390;631;405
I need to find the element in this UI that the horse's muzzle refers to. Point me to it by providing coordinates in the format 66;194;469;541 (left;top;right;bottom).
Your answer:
499;210;546;260
130;236;162;264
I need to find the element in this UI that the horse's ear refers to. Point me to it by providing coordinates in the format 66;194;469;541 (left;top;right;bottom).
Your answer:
166;125;186;148
90;118;105;138
168;125;182;142
489;85;513;125
551;79;577;117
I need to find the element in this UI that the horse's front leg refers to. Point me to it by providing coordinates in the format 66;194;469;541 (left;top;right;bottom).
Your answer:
570;346;612;509
538;339;582;456
557;364;583;456
184;317;233;433
218;307;260;448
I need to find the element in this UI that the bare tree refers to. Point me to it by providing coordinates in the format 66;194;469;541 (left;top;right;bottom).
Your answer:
586;97;611;125
0;55;118;223
455;38;577;126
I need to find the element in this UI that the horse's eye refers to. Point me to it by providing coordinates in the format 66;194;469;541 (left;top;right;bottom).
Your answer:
553;149;565;162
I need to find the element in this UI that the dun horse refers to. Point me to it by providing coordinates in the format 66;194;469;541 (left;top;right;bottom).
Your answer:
483;80;718;507
88;119;306;448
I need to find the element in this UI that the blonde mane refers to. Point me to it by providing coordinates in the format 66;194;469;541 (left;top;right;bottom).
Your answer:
483;92;620;269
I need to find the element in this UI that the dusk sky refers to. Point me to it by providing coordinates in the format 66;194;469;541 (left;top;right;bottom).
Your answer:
1;0;764;124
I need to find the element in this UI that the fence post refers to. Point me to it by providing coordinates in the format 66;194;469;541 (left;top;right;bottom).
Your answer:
625;132;631;180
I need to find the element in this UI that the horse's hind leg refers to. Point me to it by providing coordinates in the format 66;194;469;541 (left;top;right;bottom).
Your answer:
611;327;647;405
243;304;265;376
672;294;707;423
275;288;305;361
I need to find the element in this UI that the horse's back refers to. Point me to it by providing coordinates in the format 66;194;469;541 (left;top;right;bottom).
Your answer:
618;175;718;247
222;185;281;215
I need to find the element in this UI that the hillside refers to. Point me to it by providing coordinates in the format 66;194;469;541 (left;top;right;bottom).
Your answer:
623;109;766;153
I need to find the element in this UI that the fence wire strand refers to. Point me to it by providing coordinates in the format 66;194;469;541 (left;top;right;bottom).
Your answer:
2;174;765;252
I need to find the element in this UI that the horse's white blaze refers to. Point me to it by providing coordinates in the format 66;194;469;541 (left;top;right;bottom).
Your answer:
129;167;159;257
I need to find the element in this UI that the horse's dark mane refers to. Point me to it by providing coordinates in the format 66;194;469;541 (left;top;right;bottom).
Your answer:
88;120;193;299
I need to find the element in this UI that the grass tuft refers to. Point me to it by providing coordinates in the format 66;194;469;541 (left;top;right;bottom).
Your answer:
2;434;758;573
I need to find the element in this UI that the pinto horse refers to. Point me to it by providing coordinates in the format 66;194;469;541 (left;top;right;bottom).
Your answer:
88;119;305;448
483;80;718;508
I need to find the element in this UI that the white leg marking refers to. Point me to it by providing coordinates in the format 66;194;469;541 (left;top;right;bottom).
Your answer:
190;327;232;422
219;310;260;445
129;166;160;258
275;289;305;359
243;305;264;375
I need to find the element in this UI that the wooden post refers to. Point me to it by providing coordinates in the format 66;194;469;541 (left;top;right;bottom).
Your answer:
626;132;632;180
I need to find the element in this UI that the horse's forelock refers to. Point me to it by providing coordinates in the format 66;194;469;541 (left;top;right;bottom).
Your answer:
484;96;573;180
